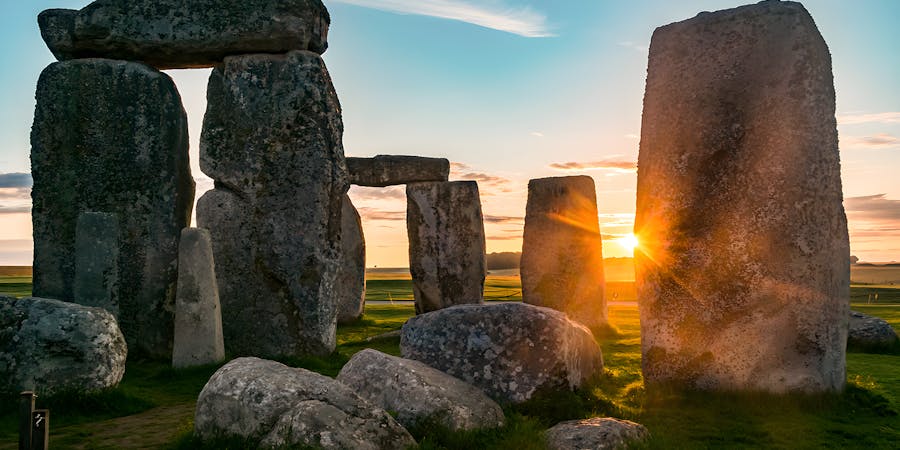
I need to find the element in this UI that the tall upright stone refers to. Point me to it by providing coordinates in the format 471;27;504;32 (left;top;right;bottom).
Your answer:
31;59;194;357
172;228;224;368
197;50;348;357
406;181;486;314
74;212;120;318
521;176;606;328
635;1;849;392
336;195;366;324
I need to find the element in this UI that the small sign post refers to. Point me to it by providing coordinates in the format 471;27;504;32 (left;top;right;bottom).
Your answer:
19;391;35;450
31;410;49;450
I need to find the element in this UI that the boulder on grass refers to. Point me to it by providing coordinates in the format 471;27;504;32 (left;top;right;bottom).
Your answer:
195;357;415;449
400;302;603;403
0;295;127;395
848;311;899;350
545;417;650;450
337;349;505;431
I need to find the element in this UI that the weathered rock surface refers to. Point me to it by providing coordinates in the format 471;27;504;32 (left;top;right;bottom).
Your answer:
31;58;194;358
38;0;330;70
401;303;603;403
336;195;366;324
73;212;120;318
848;311;899;350
337;349;506;431
0;295;127;395
406;181;486;314
521;176;607;328
545;417;650;450
635;1;849;392
197;51;348;358
347;155;450;187
195;357;415;449
173;228;224;368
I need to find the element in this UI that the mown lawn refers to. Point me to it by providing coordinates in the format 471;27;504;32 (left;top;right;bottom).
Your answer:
1;276;899;449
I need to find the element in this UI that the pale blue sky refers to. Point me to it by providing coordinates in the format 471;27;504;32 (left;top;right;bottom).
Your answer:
1;0;898;265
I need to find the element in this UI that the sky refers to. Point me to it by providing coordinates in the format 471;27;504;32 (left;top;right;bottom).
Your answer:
1;0;899;266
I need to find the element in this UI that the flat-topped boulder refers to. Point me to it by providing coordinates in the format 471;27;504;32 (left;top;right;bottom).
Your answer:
521;176;607;328
337;349;506;431
635;1;849;392
195;357;415;449
0;295;127;396
347;155;450;187
545;417;650;450
848;311;899;351
400;303;603;403
31;58;194;358
38;0;330;70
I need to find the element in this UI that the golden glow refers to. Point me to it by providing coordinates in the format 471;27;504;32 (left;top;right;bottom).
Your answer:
618;233;640;252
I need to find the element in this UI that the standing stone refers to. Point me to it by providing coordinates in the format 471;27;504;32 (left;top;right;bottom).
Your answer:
38;0;330;70
197;50;348;358
336;195;366;324
406;181;486;314
347;155;450;187
521;176;606;328
74;212;120;318
172;228;224;368
635;1;849;392
31;59;194;358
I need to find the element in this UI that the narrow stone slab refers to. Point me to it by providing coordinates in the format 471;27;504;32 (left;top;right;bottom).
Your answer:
406;181;486;314
172;228;224;369
74;212;120;318
521;176;606;328
635;1;849;392
336;196;366;324
197;51;348;358
38;0;330;70
31;59;194;358
347;155;450;187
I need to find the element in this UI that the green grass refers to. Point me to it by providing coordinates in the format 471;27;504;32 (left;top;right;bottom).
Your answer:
1;275;899;449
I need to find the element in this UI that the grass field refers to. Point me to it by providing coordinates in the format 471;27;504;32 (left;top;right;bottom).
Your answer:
1;271;899;449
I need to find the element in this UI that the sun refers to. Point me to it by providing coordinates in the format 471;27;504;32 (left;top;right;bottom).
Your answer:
617;233;640;253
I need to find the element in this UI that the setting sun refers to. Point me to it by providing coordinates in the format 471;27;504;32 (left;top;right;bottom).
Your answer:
618;233;640;252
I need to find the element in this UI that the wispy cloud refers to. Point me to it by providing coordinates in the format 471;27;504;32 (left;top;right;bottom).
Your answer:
450;162;518;195
329;0;554;37
837;112;900;125
0;206;31;214
484;214;523;224
617;41;648;53
357;207;406;221
530;131;544;137
349;185;406;201
549;159;637;173
0;173;32;188
845;194;900;222
842;133;899;149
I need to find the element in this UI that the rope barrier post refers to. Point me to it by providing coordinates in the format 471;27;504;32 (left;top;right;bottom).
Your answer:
19;391;35;450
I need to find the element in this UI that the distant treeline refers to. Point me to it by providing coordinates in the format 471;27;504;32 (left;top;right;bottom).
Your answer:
486;252;521;270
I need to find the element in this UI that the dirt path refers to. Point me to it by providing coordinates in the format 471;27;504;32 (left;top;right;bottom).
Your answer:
3;403;195;450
